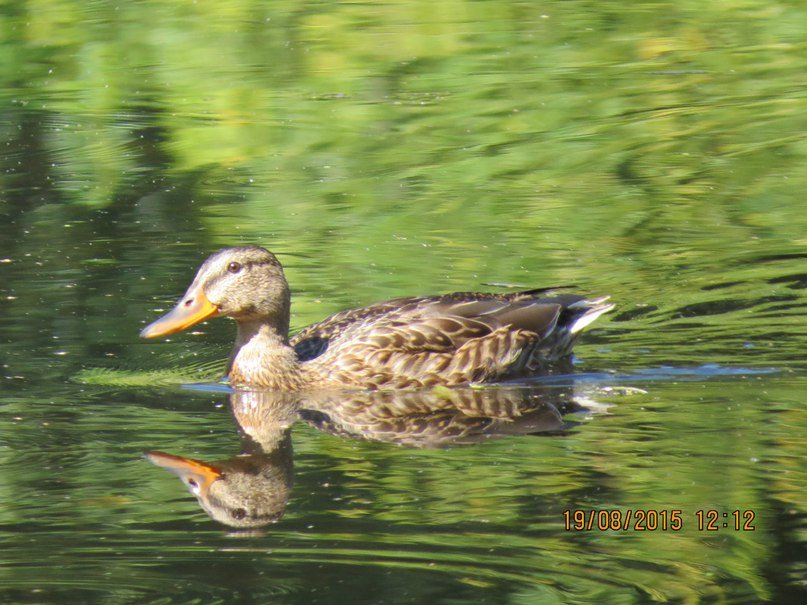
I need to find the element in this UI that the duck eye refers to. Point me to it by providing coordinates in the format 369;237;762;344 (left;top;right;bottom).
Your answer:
232;508;247;520
227;262;242;274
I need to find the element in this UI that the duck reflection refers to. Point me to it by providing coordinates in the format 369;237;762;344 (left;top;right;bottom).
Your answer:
147;383;599;528
298;384;581;446
146;391;298;528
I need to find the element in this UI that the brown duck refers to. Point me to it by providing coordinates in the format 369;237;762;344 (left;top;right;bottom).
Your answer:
140;246;613;390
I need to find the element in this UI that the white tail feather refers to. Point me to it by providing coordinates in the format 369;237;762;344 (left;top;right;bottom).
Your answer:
569;297;614;334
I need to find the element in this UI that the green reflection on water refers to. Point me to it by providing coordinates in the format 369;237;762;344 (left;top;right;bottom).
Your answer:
1;0;806;603
3;377;802;603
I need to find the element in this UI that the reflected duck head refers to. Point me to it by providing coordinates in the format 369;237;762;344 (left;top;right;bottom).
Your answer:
146;450;291;528
140;245;290;339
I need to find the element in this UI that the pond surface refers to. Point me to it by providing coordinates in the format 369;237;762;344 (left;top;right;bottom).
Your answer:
1;1;806;603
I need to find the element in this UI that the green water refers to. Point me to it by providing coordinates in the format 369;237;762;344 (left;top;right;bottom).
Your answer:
1;0;806;603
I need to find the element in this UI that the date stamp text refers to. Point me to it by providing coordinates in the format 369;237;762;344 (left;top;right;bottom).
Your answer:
563;509;756;532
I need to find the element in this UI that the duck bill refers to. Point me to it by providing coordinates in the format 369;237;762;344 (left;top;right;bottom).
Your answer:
145;451;222;498
140;288;219;338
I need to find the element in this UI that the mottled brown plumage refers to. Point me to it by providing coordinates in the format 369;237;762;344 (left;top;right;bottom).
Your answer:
140;245;613;390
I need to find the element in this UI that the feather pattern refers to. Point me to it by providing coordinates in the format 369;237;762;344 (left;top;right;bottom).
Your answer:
292;291;612;389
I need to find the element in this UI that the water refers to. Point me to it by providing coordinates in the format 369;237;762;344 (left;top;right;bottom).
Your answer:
1;0;806;603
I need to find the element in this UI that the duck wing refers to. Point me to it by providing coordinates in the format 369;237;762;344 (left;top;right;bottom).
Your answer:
291;296;421;361
293;292;574;388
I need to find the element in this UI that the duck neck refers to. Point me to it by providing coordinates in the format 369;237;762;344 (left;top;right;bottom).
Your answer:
227;319;305;389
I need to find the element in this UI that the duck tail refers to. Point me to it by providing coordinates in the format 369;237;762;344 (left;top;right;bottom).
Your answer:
532;295;614;364
568;296;615;334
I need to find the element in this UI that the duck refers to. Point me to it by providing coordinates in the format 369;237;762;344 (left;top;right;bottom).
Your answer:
140;245;613;390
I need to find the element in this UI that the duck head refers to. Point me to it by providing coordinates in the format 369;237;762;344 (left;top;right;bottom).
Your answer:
140;245;290;339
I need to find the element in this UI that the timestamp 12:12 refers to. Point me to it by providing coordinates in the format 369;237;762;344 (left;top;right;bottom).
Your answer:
695;510;755;531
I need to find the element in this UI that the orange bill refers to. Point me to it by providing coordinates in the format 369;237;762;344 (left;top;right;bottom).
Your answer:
140;288;219;338
145;451;222;497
